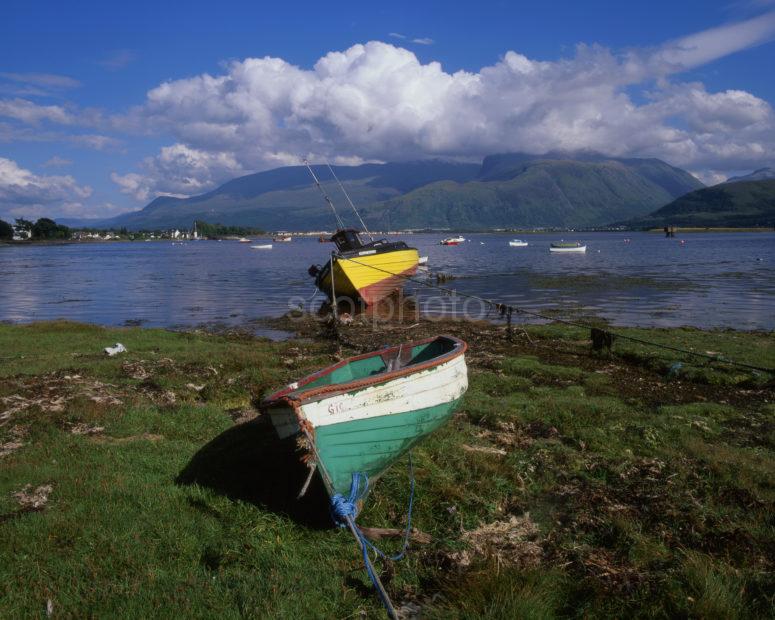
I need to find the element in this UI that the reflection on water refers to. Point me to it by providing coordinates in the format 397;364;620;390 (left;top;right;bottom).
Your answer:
0;232;773;330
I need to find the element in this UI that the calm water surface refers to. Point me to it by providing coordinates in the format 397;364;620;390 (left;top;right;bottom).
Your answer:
1;232;773;331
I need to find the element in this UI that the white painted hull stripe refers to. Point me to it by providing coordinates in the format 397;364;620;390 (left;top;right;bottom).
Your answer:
269;356;468;437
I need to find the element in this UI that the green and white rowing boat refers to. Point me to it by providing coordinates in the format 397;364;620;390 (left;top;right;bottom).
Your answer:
261;335;468;497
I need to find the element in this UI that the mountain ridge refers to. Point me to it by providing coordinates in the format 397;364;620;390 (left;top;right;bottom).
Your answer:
725;167;775;184
83;154;704;230
623;179;775;228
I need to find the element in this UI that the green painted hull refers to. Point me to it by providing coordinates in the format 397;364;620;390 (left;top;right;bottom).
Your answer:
315;397;462;495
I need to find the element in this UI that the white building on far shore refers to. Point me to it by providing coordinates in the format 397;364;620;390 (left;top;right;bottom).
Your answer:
12;225;31;241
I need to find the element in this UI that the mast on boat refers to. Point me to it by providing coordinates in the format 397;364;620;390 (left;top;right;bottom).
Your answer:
302;158;373;240
303;159;345;230
325;161;374;241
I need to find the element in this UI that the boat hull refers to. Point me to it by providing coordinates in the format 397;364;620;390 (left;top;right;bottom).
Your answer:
549;245;586;253
319;248;419;306
264;337;468;495
315;397;462;494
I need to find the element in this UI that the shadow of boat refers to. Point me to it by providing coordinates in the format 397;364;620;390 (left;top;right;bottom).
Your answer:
176;415;332;529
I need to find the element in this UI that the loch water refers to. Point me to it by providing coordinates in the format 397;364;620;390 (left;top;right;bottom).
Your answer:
1;232;773;332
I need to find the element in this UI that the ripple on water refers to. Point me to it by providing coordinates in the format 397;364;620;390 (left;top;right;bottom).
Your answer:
0;232;773;330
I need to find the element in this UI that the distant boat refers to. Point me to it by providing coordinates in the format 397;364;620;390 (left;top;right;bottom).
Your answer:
550;241;586;253
262;335;468;496
418;255;429;265
237;237;251;243
273;235;292;242
440;236;465;246
509;239;528;247
251;244;273;250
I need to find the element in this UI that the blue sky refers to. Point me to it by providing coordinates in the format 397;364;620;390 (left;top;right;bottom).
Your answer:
1;0;774;221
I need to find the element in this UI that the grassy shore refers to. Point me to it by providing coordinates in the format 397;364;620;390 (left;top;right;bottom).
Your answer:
1;318;773;618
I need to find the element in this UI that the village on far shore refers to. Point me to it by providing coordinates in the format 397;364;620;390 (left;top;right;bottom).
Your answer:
0;218;275;243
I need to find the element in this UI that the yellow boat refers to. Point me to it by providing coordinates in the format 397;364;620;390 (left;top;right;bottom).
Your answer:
310;229;419;306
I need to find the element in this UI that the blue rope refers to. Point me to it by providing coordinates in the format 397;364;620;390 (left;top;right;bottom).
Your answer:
329;453;416;616
359;454;415;562
330;471;369;526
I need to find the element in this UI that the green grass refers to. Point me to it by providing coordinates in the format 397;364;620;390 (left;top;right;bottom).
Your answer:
1;321;773;617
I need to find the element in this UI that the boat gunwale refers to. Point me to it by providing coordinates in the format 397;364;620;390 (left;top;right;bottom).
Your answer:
261;335;467;406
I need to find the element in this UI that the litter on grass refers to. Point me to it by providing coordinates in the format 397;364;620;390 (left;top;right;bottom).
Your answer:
104;343;126;356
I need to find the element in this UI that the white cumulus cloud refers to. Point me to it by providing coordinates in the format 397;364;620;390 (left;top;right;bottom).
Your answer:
0;157;92;220
111;144;246;201
99;12;775;202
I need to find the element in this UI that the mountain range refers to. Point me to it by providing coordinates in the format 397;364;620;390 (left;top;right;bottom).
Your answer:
625;179;775;228
362;153;703;229
87;153;704;231
724;167;775;184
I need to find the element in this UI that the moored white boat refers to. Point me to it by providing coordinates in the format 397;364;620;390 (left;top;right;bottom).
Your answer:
509;239;528;247
237;237;251;243
550;241;586;253
440;236;465;245
251;244;273;249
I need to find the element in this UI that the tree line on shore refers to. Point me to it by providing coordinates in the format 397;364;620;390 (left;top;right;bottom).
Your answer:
0;217;265;241
0;218;71;240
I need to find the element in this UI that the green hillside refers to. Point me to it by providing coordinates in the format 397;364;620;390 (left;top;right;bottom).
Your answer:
625;180;775;228
99;161;480;231
94;154;703;231
363;156;704;229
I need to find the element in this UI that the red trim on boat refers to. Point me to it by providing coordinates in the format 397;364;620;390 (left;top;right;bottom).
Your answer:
261;335;467;406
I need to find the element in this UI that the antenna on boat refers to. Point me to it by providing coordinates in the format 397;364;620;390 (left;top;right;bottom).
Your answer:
325;160;374;241
303;158;345;230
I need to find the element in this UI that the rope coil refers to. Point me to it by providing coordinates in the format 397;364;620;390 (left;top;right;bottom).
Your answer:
330;471;368;527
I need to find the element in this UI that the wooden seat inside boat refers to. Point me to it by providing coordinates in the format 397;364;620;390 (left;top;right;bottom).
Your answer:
381;345;413;372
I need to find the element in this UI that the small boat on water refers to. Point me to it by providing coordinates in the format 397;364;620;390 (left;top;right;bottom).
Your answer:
440;236;465;246
237;237;251;243
261;335;468;497
273;235;292;242
418;255;429;265
550;241;586;253
251;244;273;250
509;239;528;247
